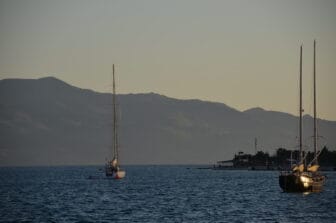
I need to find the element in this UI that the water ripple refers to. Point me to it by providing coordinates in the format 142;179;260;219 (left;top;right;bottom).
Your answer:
0;166;335;222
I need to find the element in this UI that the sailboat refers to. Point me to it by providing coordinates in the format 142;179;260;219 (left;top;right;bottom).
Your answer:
105;64;126;179
279;41;325;192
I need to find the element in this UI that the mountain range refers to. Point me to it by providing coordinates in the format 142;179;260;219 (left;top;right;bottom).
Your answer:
1;77;335;166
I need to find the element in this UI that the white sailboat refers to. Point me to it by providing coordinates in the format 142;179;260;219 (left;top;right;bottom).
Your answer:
105;64;126;179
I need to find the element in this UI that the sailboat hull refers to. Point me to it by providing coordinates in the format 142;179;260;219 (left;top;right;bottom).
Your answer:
105;164;126;179
279;172;325;193
114;170;126;179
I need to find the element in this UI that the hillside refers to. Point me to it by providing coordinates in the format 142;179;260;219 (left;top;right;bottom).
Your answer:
1;77;335;166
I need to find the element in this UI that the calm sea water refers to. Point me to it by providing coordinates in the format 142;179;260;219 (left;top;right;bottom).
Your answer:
1;166;335;223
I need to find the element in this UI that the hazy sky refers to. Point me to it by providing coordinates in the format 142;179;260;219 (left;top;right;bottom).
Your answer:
1;0;335;120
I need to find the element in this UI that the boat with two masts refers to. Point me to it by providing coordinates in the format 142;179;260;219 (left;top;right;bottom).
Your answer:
279;41;325;192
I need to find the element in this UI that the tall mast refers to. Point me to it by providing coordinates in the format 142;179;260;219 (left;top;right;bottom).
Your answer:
313;40;317;165
112;64;118;160
299;45;303;163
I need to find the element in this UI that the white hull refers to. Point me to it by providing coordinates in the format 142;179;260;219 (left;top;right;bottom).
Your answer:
115;170;126;179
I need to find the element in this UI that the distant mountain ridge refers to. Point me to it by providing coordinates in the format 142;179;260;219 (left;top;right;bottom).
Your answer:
1;77;336;166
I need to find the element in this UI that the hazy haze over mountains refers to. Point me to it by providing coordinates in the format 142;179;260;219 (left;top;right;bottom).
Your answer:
1;77;335;166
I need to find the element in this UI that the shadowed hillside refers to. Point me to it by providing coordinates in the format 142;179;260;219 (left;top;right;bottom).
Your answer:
1;77;335;166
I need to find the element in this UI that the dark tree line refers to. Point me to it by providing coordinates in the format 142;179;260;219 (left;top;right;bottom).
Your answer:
250;146;336;167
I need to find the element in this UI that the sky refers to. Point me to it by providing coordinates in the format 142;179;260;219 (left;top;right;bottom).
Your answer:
1;0;336;120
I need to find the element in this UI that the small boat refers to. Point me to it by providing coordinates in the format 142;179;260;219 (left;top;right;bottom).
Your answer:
279;41;326;192
105;64;126;179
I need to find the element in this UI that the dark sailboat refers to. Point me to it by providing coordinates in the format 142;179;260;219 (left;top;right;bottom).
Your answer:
279;41;325;192
105;64;126;179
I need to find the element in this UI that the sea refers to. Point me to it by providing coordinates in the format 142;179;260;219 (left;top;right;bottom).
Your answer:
0;166;335;223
